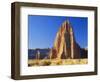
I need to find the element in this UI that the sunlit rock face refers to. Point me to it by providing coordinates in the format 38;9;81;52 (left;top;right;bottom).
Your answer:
49;20;81;59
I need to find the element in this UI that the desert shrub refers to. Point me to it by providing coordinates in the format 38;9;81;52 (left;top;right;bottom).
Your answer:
56;60;62;65
28;62;38;66
28;64;32;67
41;60;51;66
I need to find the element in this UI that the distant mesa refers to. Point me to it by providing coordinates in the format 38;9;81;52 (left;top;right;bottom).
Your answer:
28;48;50;59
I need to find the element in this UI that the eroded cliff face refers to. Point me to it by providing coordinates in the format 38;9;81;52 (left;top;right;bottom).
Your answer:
49;20;81;59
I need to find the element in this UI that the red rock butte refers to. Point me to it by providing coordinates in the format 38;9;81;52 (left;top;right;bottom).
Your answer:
48;20;81;59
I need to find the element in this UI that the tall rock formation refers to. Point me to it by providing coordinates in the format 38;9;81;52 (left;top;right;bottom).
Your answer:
49;20;81;59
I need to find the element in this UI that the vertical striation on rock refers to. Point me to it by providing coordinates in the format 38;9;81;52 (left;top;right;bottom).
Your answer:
49;20;81;59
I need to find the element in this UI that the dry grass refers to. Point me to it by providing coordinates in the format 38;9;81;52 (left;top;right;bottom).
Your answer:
28;59;88;66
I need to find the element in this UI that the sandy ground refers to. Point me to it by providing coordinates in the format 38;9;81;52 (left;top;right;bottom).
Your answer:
28;59;88;66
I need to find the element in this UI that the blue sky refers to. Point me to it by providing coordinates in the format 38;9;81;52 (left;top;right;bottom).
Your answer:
28;15;88;49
